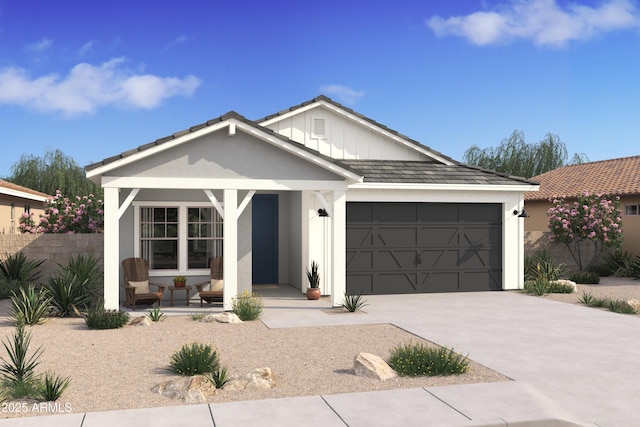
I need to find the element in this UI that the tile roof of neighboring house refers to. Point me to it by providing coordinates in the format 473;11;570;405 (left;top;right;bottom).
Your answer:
0;179;50;200
339;160;538;186
260;95;457;164
525;155;640;201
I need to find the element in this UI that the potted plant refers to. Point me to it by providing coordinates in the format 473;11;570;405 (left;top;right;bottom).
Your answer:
306;261;321;300
173;276;187;287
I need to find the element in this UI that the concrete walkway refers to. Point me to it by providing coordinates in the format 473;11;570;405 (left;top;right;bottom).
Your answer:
4;287;639;426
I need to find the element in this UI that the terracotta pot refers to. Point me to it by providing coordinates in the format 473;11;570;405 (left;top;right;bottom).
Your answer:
306;287;321;300
174;281;186;288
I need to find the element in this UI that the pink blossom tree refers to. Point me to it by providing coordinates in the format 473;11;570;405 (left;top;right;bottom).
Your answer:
547;192;623;271
19;190;104;234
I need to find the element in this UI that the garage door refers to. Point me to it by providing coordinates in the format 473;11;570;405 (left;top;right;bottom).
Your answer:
346;202;502;294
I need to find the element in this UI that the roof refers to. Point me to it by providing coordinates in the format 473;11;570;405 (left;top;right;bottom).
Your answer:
0;179;50;201
525;155;640;201
340;160;538;186
260;95;457;164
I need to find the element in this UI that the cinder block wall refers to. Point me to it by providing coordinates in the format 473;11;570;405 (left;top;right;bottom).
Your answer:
525;231;604;273
0;234;104;281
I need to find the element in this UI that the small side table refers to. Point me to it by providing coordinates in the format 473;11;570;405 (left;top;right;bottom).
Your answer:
169;285;192;307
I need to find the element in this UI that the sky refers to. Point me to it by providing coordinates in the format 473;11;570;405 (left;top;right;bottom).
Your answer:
1;0;639;178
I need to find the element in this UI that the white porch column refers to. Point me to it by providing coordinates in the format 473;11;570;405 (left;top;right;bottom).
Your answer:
103;187;120;310
331;190;346;307
300;190;312;293
223;189;238;311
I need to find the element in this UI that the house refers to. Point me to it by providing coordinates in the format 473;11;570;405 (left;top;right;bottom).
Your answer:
0;179;49;234
85;96;539;310
524;156;640;256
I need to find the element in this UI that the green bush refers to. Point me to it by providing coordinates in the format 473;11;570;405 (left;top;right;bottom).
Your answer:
578;293;637;315
598;251;635;277
232;291;263;321
0;252;44;284
524;250;565;281
37;372;71;401
45;273;95;317
85;306;130;329
0;278;22;299
170;342;220;376
9;285;52;326
569;271;600;284
547;281;575;294
189;312;205;321
523;279;550;296
388;341;469;377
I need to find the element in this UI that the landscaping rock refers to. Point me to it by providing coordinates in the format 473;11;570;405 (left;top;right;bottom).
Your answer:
223;367;276;390
151;375;216;404
202;312;243;323
627;299;640;312
550;279;577;293
353;352;397;380
129;317;152;327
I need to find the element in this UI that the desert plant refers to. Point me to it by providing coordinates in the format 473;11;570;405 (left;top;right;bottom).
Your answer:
605;299;637;314
0;278;22;300
170;342;220;376
0;325;43;385
578;292;595;305
189;312;206;321
388;341;469;377
57;254;102;300
146;307;166;322
306;261;320;288
547;281;575;294
342;292;368;312
0;252;44;284
85;306;130;329
45;273;94;317
208;366;230;388
599;251;635;277
37;372;71;401
569;271;600;284
523;279;550;296
9;285;52;326
232;290;263;321
524;250;565;281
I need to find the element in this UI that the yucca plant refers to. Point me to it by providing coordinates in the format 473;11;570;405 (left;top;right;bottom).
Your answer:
9;285;52;326
342;292;368;312
146;307;166;322
524;250;565;281
45;273;94;317
0;324;43;384
170;342;220;376
56;254;102;305
37;372;71;401
0;252;44;284
207;366;230;388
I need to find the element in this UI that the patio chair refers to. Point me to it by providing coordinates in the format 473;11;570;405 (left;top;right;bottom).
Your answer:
195;256;224;307
121;257;166;310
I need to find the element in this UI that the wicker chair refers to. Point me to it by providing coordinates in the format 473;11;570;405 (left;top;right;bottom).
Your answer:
121;258;166;310
195;256;224;307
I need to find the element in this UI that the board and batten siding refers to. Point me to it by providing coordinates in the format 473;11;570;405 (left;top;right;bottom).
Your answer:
265;107;425;161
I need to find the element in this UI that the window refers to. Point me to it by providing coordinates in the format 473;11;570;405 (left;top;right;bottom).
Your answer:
138;205;223;272
312;118;326;139
625;204;639;216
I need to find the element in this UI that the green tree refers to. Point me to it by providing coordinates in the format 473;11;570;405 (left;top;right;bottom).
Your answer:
463;130;588;178
5;149;102;199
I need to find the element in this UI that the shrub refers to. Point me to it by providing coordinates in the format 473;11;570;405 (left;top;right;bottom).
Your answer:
58;254;102;296
189;313;205;321
208;366;230;388
598;251;635;277
605;299;637;315
547;281;575;294
342;292;368;312
569;271;600;284
170;342;220;376
524;250;565;281
578;292;594;305
523;279;550;296
146;307;166;322
9;285;52;326
45;273;94;317
0;325;43;385
0;278;22;299
37;372;71;401
232;291;263;321
85;306;130;329
388;341;469;377
0;252;44;284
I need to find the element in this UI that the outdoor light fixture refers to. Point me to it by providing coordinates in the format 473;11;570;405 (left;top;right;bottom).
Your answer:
513;208;529;218
317;208;329;217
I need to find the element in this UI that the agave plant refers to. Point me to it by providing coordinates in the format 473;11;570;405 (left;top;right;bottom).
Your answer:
0;252;44;284
45;273;94;317
9;285;52;326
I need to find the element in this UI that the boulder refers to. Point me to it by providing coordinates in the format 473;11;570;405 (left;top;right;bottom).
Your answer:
129;316;152;327
152;375;216;404
627;299;640;312
353;352;397;380
202;312;243;323
549;279;577;293
223;368;276;390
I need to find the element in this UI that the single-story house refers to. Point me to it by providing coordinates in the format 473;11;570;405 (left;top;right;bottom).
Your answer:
86;96;539;310
524;155;640;256
0;179;49;234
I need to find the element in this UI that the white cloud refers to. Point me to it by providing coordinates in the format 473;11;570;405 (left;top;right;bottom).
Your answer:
427;0;640;47
78;40;95;57
319;84;364;105
0;58;201;115
26;37;53;52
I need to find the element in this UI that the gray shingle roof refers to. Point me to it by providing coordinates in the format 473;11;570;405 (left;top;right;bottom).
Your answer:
339;160;538;186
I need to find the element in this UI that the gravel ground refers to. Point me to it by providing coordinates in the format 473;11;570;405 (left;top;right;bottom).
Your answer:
0;299;506;419
529;276;640;309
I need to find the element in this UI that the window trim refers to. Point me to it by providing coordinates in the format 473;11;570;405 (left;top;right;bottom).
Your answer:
133;201;222;276
624;203;639;216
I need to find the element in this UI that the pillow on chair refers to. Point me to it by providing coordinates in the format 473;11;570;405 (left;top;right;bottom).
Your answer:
209;279;224;292
129;280;150;294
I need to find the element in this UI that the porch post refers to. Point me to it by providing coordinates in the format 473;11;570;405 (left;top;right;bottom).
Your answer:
223;189;238;311
300;190;312;293
103;187;120;310
331;190;346;307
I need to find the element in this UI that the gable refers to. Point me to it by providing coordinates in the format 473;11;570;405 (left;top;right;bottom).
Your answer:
103;128;347;182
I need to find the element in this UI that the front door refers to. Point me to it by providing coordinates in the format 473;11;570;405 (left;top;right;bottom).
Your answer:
252;194;279;284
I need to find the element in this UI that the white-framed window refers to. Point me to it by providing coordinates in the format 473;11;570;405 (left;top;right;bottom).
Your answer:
134;203;223;274
625;204;639;216
311;118;326;139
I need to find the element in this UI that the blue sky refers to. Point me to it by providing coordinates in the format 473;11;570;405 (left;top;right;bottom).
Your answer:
1;0;639;178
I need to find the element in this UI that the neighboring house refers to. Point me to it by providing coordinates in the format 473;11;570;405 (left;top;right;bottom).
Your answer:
524;156;640;256
86;96;539;310
0;179;49;234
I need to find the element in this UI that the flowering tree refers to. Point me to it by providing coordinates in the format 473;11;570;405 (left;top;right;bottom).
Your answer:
19;190;104;234
547;192;623;271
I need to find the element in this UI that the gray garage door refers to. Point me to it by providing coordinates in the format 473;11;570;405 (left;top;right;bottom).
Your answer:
346;202;502;294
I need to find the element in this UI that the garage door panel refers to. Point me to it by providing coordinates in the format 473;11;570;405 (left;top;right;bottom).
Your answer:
346;250;373;271
376;227;417;246
462;228;501;245
419;204;459;222
419;227;459;245
376;250;416;270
